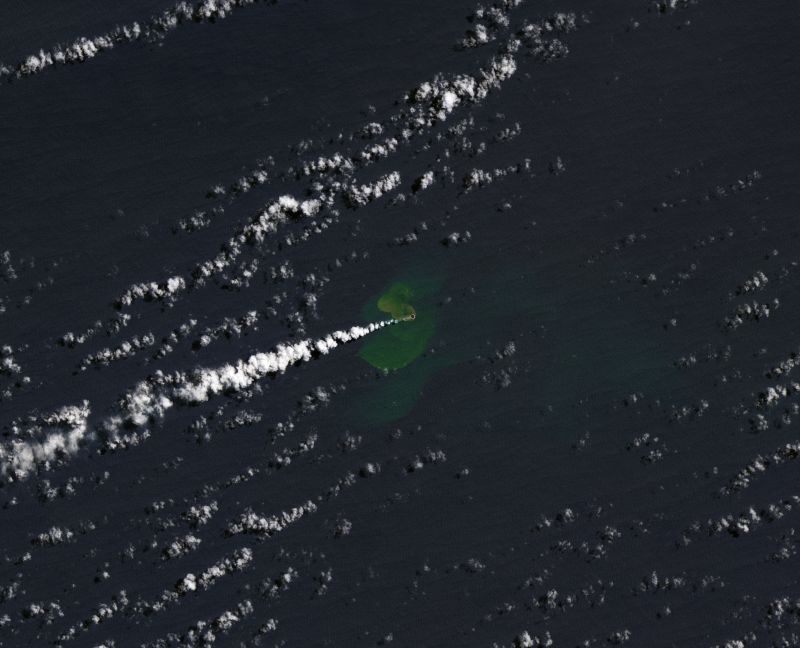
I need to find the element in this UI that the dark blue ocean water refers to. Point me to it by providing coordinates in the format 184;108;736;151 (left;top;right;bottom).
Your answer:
1;1;799;646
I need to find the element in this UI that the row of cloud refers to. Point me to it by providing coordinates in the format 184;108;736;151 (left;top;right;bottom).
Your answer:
0;318;401;483
1;0;276;82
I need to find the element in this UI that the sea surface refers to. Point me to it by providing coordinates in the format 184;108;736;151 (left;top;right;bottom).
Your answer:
1;1;799;646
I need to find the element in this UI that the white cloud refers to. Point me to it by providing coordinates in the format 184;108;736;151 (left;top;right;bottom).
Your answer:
1;318;399;483
0;401;91;482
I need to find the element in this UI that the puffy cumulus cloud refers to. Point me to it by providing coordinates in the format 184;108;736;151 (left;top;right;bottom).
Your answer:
183;547;254;592
1;0;280;82
76;319;395;465
0;401;91;482
412;170;435;192
189;194;324;287
59;313;131;348
402;12;576;132
124;548;254;623
183;501;219;528
0;345;21;375
161;533;202;561
55;591;129;644
345;171;402;208
59;547;253;642
403;54;518;129
226;500;318;537
170;319;397;406
107;13;578;308
358;138;399;163
301;152;356;177
115;276;186;309
462;159;532;191
141;599;255;648
108;380;173;431
190;7;573;210
79;332;155;370
0;250;17;282
191;311;258;351
457;0;523;50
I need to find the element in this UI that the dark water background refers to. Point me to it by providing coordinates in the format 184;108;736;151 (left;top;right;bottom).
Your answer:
1;1;799;646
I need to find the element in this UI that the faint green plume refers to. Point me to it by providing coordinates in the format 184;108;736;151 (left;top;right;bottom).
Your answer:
359;275;441;371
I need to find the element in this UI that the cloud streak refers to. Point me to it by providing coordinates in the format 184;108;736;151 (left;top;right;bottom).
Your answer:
1;318;403;483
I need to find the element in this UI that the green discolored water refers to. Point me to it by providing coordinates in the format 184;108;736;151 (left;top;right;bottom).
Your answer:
352;272;446;424
355;357;445;425
359;275;442;371
377;283;416;321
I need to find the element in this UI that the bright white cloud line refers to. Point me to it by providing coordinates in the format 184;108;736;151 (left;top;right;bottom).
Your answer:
1;0;275;82
0;317;404;483
165;318;403;406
